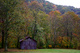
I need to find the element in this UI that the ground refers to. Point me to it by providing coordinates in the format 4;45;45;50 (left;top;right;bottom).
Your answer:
0;49;80;53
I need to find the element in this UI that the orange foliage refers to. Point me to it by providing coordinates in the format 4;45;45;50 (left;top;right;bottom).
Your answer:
57;36;63;44
62;7;65;9
53;5;56;8
72;33;78;37
49;11;54;16
54;10;61;15
46;3;48;5
49;10;61;17
56;45;59;47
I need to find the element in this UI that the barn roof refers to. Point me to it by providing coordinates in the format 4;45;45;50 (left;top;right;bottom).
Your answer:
19;36;37;42
19;39;24;42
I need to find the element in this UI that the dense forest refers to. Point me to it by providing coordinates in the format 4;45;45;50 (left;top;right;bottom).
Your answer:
0;0;80;51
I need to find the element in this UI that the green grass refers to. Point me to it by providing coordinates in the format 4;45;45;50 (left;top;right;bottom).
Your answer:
1;49;80;53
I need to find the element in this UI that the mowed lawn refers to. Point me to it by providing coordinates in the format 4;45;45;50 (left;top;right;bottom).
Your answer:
1;49;80;53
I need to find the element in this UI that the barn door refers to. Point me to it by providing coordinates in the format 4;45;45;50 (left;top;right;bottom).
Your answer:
28;38;35;49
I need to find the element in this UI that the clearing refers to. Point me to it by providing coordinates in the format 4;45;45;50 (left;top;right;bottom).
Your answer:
0;49;80;53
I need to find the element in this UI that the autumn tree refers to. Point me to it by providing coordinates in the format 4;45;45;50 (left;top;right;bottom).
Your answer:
62;11;79;48
49;10;61;47
0;0;27;51
29;1;43;39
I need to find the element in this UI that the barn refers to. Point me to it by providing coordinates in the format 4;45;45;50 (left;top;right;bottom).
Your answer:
20;36;37;49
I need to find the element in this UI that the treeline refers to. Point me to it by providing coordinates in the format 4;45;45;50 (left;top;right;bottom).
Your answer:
32;0;80;17
0;0;80;51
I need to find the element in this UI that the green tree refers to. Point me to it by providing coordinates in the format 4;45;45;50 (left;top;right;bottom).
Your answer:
37;11;49;48
0;0;26;51
29;1;43;39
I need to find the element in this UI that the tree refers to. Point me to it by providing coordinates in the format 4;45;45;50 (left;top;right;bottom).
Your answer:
37;11;49;48
29;1;43;39
62;11;79;48
49;10;61;47
0;0;26;51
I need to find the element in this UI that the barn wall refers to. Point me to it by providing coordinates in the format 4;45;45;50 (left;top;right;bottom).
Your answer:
20;38;37;49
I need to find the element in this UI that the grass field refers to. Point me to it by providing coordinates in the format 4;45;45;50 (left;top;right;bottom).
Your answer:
0;49;80;53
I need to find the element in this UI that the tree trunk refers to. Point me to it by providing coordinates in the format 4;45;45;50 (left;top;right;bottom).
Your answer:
4;15;8;51
67;29;69;48
32;11;37;39
4;30;8;51
45;36;48;48
2;30;4;48
17;37;20;48
70;32;72;48
1;18;4;48
53;27;57;48
61;36;63;48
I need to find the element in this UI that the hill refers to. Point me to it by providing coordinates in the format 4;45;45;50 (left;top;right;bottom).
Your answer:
26;0;80;17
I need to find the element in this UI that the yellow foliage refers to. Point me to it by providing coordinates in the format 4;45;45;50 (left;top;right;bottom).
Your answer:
48;45;52;48
43;45;46;48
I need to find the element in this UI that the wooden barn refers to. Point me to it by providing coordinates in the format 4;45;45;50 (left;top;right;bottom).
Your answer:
19;36;37;49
